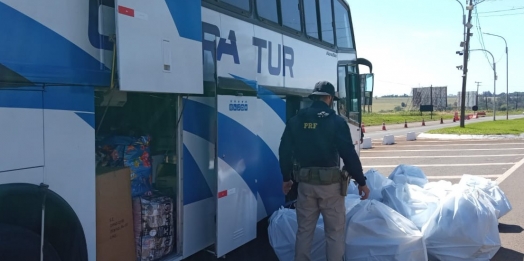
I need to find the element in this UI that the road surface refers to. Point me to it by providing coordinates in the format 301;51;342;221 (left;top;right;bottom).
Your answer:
363;114;524;140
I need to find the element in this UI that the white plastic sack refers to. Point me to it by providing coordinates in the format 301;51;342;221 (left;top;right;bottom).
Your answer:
268;208;326;261
422;186;501;261
382;183;440;229
459;174;512;218
423;180;453;200
268;195;362;261
347;180;359;195
345;200;428;261
389;164;428;187
364;169;393;201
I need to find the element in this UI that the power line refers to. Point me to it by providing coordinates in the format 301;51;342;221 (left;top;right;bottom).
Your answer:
477;6;524;13
480;12;524;17
474;7;494;69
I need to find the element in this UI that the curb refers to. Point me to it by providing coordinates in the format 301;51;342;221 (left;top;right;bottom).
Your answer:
418;133;524;140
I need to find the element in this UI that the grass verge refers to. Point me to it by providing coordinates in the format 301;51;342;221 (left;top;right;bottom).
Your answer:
426;118;524;135
362;110;524;126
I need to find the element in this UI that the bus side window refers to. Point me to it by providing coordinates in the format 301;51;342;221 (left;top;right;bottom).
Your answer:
334;0;354;49
280;0;302;31
257;0;279;23
220;0;250;12
303;0;319;39
318;0;334;44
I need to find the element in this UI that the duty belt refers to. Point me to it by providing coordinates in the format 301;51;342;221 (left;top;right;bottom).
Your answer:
296;167;341;185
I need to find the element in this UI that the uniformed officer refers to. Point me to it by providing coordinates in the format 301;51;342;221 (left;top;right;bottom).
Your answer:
279;81;370;261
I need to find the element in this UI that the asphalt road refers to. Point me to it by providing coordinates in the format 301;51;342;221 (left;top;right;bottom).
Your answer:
183;135;524;261
363;114;524;140
360;137;524;260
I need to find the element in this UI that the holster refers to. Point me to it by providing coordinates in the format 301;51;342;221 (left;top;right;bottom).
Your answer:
340;170;350;196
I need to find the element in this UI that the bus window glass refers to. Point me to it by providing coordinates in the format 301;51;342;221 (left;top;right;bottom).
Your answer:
203;33;216;82
281;0;301;31
334;0;353;48
304;0;319;39
319;0;334;44
221;0;250;11
337;66;347;118
257;0;278;23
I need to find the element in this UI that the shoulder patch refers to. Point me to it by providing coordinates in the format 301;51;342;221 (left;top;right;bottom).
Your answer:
317;111;330;118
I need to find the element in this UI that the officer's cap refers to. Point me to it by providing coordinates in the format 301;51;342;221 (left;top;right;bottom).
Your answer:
308;81;340;101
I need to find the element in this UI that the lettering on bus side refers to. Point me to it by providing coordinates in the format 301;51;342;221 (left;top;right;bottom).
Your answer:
229;100;248;111
202;22;294;78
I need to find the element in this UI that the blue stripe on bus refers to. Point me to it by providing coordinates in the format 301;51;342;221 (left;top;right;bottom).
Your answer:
183;99;216;144
0;2;110;87
165;0;202;42
0;86;94;113
183;145;213;205
229;74;286;123
217;111;284;214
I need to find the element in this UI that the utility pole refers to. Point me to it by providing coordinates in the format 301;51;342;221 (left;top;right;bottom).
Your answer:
459;0;474;128
475;81;481;107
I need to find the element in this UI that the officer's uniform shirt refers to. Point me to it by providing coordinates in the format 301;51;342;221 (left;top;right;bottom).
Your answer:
279;100;367;186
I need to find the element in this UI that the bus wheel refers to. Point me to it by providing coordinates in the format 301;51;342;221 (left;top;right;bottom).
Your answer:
0;223;61;261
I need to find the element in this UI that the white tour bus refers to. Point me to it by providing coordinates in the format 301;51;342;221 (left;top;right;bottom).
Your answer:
0;0;374;260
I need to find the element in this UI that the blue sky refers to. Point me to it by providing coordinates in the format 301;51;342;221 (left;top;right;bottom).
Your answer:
347;0;524;97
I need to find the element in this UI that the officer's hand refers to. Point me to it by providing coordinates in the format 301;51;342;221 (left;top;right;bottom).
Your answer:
283;181;293;195
358;185;370;200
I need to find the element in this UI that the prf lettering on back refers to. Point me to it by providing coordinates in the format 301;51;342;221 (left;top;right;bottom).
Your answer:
304;123;318;129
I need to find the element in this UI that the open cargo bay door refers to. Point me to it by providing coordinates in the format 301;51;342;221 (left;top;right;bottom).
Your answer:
115;0;203;94
215;89;259;257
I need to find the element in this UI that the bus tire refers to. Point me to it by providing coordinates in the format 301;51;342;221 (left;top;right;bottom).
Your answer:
0;223;61;261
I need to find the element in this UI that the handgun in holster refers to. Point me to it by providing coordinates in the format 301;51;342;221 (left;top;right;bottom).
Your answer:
340;167;351;196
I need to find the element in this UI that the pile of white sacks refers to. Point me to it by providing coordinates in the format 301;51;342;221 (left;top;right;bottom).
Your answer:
268;165;512;261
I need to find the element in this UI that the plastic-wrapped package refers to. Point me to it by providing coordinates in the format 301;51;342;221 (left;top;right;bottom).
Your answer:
124;136;153;197
423;180;453;200
388;164;428;187
347;180;359;195
97;135;153;197
422;186;501;261
364;169;394;201
458;174;512;219
133;194;175;261
268;208;326;261
345;200;428;261
268;195;362;261
381;183;411;219
382;182;440;230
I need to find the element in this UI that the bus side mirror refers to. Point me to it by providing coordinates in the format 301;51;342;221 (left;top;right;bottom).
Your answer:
360;73;374;106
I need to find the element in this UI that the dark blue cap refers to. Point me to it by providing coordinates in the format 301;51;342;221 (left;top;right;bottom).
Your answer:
308;81;339;100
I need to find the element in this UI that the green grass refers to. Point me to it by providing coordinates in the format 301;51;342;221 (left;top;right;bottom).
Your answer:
362;112;455;126
427;118;524;135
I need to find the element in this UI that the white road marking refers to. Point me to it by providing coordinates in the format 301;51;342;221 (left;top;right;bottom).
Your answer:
360;154;524;159
371;142;524;147
363;163;516;168
427;174;501;180
361;148;524;153
496;156;524;184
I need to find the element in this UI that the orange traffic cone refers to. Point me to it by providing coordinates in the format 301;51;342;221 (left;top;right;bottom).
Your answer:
422;118;426;126
382;121;387;131
404;120;408;128
361;123;366;133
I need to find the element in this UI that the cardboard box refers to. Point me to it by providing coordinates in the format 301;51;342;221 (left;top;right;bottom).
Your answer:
96;167;136;261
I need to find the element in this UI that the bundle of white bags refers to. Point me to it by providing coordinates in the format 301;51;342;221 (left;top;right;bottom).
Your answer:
268;165;512;261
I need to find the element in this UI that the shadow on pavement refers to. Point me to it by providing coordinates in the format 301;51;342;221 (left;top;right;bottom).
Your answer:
184;218;278;261
498;223;524;234
492;247;524;261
